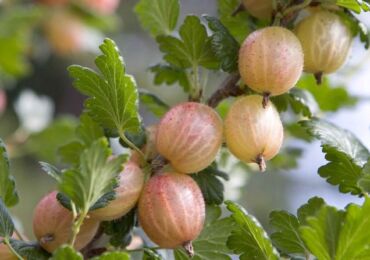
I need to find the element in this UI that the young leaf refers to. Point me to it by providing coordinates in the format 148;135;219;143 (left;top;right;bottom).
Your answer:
299;205;345;259
68;38;141;135
217;0;251;43
139;90;170;117
0;198;13;238
191;164;229;205
9;240;50;260
149;64;190;91
0;139;18;207
51;245;83;260
156;15;219;69
92;251;130;260
300;118;370;194
336;197;370;259
203;16;240;72
39;162;62;182
297;75;356;112
272;88;318;118
174;205;235;260
226;201;279;260
134;0;179;37
101;207;136;247
58;138;125;212
59;141;85;165
269;211;306;255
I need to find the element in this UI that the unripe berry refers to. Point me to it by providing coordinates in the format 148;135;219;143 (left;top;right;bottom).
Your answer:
82;0;119;14
239;26;303;96
138;172;205;251
0;89;6;116
33;191;99;253
90;161;145;221
242;0;273;20
224;95;283;171
156;102;223;174
294;10;352;75
44;12;85;55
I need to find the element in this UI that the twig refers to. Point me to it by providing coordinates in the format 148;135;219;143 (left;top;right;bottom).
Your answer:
207;74;243;108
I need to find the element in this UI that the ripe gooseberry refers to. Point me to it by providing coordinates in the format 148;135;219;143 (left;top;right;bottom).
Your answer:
156;102;223;174
242;0;273;20
294;10;352;81
138;172;205;255
224;95;283;171
82;0;120;14
90;161;145;221
239;26;303;99
33;191;99;253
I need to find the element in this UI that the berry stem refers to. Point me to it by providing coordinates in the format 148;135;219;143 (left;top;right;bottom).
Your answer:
4;237;23;260
256;154;267;172
207;74;243;108
262;92;270;108
314;72;323;85
119;131;146;163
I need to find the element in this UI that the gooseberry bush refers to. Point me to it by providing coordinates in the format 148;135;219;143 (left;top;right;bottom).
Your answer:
1;0;370;259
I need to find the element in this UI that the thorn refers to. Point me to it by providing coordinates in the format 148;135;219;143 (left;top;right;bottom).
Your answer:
232;3;244;16
183;241;194;257
314;72;323;85
262;92;270;108
256;154;266;172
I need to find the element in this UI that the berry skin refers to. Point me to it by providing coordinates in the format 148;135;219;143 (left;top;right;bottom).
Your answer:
156;102;223;174
239;26;304;96
224;95;283;171
33;191;99;253
82;0;120;14
90;161;145;221
242;0;273;20
138;172;205;250
294;10;352;75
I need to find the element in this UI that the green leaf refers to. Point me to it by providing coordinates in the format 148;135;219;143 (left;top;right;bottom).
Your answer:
58;138;126;212
76;113;104;146
68;38;141;135
101;207;136;247
297;197;326;225
51;245;83;260
336;0;369;13
0;7;41;78
58;141;85;165
139;90;170;117
0;198;14;237
203;16;239;72
134;0;179;37
299;205;345;260
226;201;279;260
191;164;229;205
339;11;370;49
336;197;370;259
149;64;190;91
26;117;78;163
269;211;306;255
217;0;251;43
9;240;50;260
300;118;370;194
272;88;318;118
156;15;219;69
143;248;163;259
0;139;18;207
39;162;62;182
119;125;147;149
297;75;356;112
92;251;130;260
174;205;235;260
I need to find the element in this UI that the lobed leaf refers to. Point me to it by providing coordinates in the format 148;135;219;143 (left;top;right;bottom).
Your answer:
9;240;50;260
51;245;83;260
0;139;18;207
139;91;170;117
0;198;13;238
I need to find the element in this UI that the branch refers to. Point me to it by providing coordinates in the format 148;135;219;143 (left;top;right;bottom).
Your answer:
207;74;243;108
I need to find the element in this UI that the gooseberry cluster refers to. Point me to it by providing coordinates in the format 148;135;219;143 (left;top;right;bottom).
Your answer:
1;1;356;258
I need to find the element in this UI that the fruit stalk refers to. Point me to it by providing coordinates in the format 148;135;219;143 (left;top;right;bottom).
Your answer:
119;131;146;162
69;210;88;248
207;74;243;108
3;237;22;260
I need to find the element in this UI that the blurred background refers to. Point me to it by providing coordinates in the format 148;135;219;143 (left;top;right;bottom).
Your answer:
0;0;369;239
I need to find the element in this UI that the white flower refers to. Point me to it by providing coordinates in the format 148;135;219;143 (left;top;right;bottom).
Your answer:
14;90;54;133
